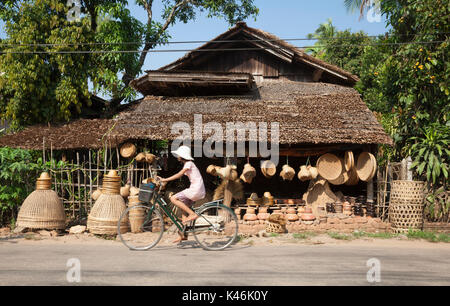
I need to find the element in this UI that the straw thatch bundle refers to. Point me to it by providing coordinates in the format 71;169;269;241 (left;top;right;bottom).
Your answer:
87;170;129;235
16;172;65;230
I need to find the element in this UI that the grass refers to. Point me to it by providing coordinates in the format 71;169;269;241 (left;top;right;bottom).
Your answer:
292;232;317;239
327;232;353;240
352;231;399;239
406;230;450;243
269;232;280;237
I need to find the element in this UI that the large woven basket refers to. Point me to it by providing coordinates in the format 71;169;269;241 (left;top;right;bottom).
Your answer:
389;180;425;233
87;194;129;235
16;189;66;229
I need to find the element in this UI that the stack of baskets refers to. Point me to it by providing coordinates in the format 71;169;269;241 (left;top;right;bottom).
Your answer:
16;172;66;230
389;180;425;233
127;195;145;233
87;170;129;235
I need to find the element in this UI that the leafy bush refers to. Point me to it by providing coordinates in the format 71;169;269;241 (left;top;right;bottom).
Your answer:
409;123;449;185
0;147;42;227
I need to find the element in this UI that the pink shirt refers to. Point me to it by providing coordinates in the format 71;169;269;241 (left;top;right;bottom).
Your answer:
182;161;205;201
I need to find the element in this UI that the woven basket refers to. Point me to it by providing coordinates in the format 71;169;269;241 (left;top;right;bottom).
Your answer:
120;142;137;158
329;169;350;185
356;152;377;181
280;164;295;181
16;189;66;229
261;160;276;177
266;221;286;233
389;180;425;233
344;151;354;171
87;194;129;235
316;153;343;181
127;196;145;233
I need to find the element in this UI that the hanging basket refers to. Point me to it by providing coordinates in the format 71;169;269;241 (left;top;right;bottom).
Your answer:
120;142;137;158
316;153;343;181
356;152;377;182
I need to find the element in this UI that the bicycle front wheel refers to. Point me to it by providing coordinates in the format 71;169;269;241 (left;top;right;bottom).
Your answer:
191;204;238;251
117;205;164;251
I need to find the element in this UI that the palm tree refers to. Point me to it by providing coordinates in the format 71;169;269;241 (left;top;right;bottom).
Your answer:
306;18;337;57
344;0;372;20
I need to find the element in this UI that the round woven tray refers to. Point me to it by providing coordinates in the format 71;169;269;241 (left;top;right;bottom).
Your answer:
316;153;343;181
344;151;354;171
356;152;376;181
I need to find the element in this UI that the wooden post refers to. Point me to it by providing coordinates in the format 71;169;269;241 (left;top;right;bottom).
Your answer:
89;150;93;209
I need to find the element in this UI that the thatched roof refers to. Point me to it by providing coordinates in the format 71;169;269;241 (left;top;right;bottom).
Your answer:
0;82;392;149
111;81;392;145
159;22;359;85
0;119;123;150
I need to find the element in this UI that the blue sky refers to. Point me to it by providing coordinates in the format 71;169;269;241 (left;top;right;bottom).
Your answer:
0;0;388;72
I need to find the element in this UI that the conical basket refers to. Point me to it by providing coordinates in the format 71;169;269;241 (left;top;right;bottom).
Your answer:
87;194;129;235
16;173;65;229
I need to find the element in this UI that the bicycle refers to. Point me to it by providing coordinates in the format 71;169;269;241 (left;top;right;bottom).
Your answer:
117;178;239;251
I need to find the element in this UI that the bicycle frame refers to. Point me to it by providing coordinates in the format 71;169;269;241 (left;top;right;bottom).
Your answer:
145;189;226;233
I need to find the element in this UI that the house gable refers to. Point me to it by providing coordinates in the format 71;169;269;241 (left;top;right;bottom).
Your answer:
159;22;359;86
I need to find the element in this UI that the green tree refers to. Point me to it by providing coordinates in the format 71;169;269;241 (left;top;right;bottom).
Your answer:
306;18;337;58
0;0;259;128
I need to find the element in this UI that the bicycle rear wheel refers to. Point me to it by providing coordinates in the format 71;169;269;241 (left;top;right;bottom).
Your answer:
191;204;238;251
117;205;164;250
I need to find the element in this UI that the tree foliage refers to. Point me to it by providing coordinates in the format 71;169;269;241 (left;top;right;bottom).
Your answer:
0;0;259;128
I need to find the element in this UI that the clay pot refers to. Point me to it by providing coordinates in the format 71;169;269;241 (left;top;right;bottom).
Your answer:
243;207;257;221
297;206;305;214
257;207;270;220
286;213;299;221
301;212;316;221
304;206;313;214
287;199;295;205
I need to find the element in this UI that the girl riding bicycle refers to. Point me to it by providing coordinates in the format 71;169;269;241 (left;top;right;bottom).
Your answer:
158;145;206;243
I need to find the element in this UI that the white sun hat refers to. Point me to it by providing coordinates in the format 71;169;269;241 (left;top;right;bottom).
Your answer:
171;145;194;161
